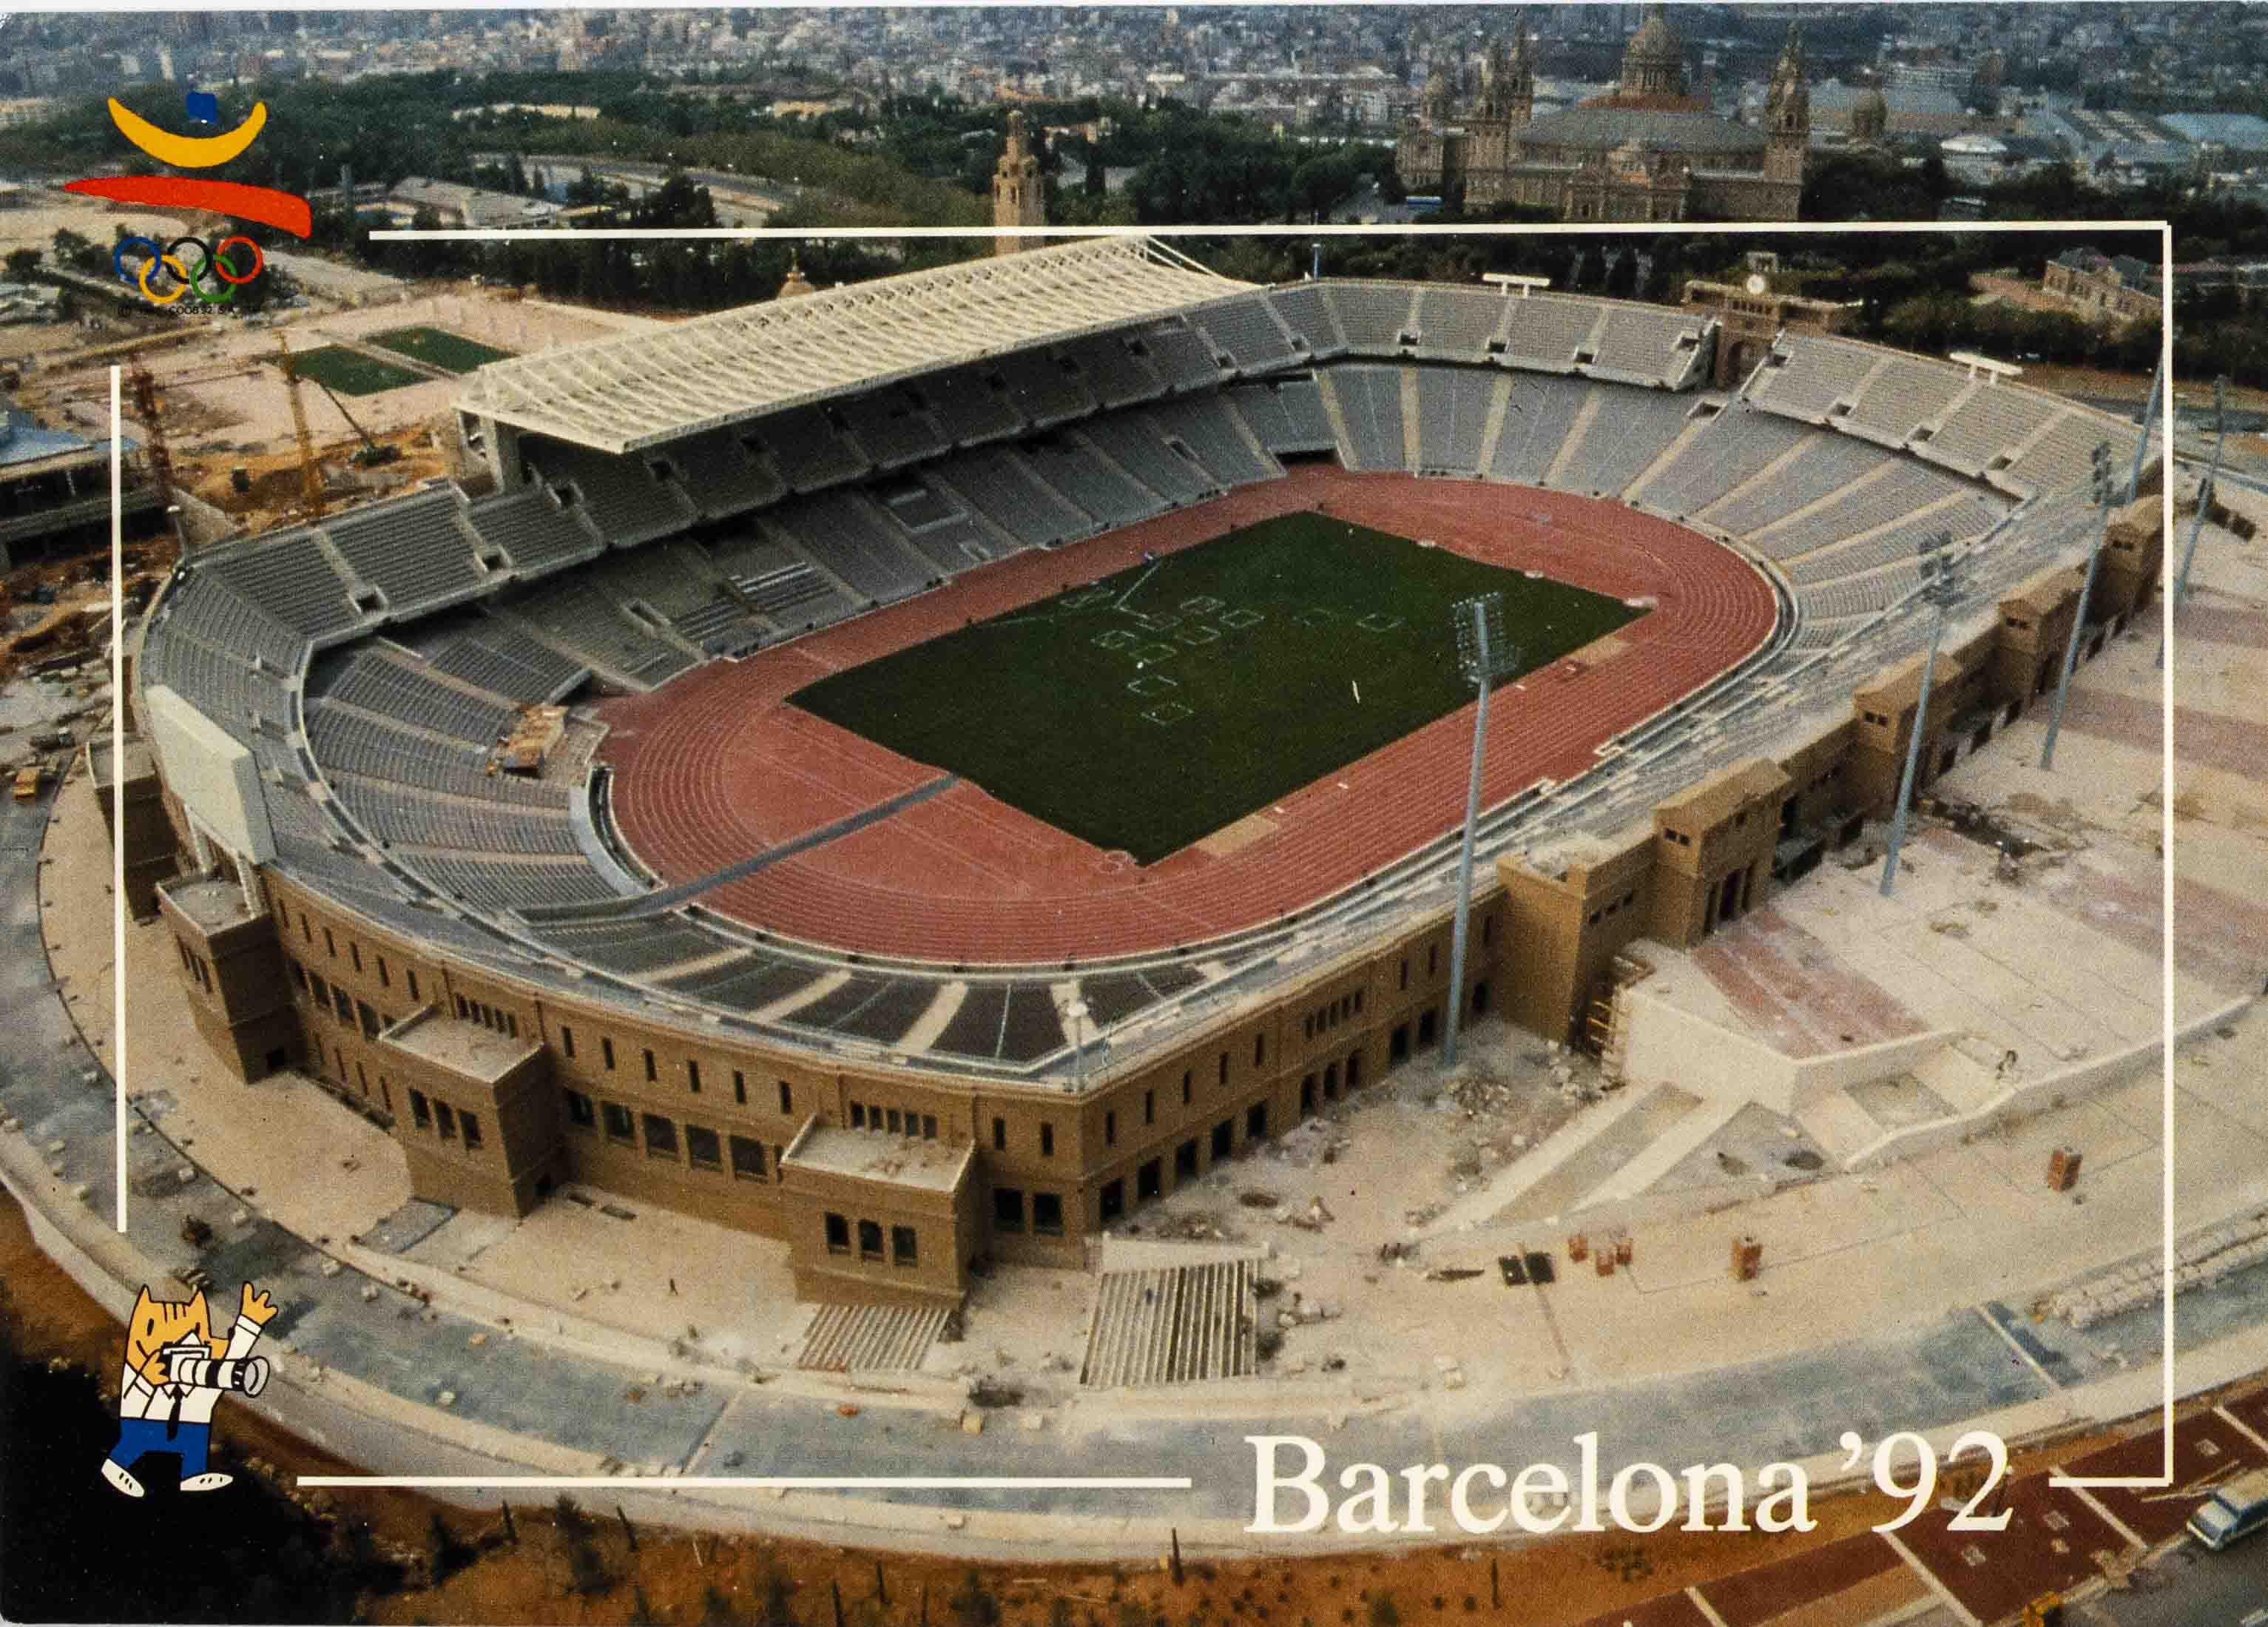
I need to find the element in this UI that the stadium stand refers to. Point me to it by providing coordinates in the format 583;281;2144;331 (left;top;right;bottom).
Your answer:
1229;380;1335;456
519;434;700;546
158;569;311;676
1630;405;1812;518
2005;410;2122;497
497;576;701;686
1414;286;1508;362
1587;305;1707;389
1916;383;2065;477
928;448;1093;549
918;366;1026;447
660;428;786;518
771;494;934;602
1563;388;1695;497
1781;493;2009;583
586;542;728;622
533;917;738;976
743;405;872;494
828;389;950;472
1751;464;1997;562
200;533;362;641
1323;366;1408;471
1701;433;1902;536
1265;283;1346;358
1022;433;1164;525
1838;356;1968;447
411;854;620;912
319;648;519;745
1324;283;1419;354
874;488;1006;573
993;348;1096;428
1500;295;1603;372
1748;338;1880;422
708;533;857;630
464;487;604;579
1187;292;1301;371
425;620;590;705
334;778;584;857
320;486;487;617
1133;321;1224;392
1059;334;1167;410
1413;368;1498;474
305;702;567;805
1145;396;1280;488
1487;375;1593;487
1077;416;1219;507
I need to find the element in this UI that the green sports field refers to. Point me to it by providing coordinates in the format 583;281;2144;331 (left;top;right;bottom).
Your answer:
791;511;1644;864
284;345;428;397
366;326;516;374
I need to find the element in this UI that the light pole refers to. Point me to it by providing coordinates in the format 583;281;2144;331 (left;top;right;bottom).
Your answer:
2039;442;2116;772
1880;531;1962;898
1443;594;1519;1068
2156;374;2227;668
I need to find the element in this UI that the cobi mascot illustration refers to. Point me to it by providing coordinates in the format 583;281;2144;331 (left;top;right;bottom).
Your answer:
100;1281;279;1497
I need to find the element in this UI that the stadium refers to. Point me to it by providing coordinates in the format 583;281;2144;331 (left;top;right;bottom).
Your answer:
126;235;2157;1313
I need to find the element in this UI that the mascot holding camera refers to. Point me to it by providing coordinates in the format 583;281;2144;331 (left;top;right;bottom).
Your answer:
100;1281;279;1498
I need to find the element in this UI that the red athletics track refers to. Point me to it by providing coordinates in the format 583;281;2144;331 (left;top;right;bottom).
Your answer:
594;465;1778;963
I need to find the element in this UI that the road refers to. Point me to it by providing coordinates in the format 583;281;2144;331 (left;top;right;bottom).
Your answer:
2078;1538;2268;1627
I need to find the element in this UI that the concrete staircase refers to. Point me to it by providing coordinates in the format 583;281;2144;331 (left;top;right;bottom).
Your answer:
1079;1256;1257;1388
796;1301;952;1372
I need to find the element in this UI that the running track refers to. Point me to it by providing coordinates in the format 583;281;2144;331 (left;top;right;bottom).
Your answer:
595;467;1778;963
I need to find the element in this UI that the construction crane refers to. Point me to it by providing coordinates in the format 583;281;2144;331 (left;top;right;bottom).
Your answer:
275;331;326;522
308;375;399;468
121;350;179;539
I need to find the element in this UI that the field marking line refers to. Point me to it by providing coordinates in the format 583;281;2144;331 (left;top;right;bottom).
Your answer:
1684;1588;1733;1627
2216;1404;2268;1458
1112;559;1161;612
1877;1529;1982;1627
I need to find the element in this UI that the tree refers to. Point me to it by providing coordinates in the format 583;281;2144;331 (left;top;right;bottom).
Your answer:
4;246;38;281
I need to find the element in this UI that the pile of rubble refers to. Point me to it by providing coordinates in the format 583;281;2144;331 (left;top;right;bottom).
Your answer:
2039;1209;2268;1330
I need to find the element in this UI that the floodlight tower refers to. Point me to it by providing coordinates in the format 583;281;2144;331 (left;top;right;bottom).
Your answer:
1442;593;1519;1068
2156;374;2227;668
1878;531;1962;898
2039;442;2116;772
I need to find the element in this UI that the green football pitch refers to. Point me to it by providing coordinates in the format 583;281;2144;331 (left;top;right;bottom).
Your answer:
790;512;1645;863
365;326;516;374
283;345;428;397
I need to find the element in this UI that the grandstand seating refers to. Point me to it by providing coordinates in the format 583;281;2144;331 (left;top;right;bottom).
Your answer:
928;448;1092;550
1630;406;1811;518
411;854;619;912
1487;375;1593;487
1059;334;1166;410
465;488;604;579
1133;322;1224;392
1918;383;2063;476
1077;416;1218;506
877;494;1005;573
587;542;726;620
425;621;590;705
163;570;311;676
1839;357;1968;447
1324;284;1418;354
320;648;518;745
1414;287;1506;362
1565;388;1695;497
334;778;584;857
322;487;487;616
519;434;700;546
534;917;736;975
657;428;785;519
1413;368;1497;474
1022;434;1164;526
708;533;857;630
771;494;934;602
832;388;950;471
1701;434;1902;536
1229;380;1335;456
1500;296;1602;371
1781;494;2008;584
1145;396;1279;488
2005;411;2122;496
499;576;700;686
1749;339;1879;422
1752;464;1996;562
1323;366;1408;471
1264;284;1346;358
918;366;1025;446
743;405;871;494
993;348;1095;428
201;534;362;641
306;702;567;804
1588;306;1705;387
1187;293;1300;371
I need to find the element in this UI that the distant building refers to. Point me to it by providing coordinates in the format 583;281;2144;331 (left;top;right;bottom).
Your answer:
2045;247;2268;323
1396;5;1809;223
992;109;1045;257
1681;278;1853;389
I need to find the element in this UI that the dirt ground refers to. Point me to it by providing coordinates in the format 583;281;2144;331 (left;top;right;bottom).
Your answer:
0;1181;2140;1627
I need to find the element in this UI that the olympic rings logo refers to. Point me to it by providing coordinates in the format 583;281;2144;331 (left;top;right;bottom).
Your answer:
112;233;266;307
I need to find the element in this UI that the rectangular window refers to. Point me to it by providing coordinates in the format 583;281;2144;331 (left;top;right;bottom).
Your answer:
734;1071;746;1105
357;1000;379;1041
350;942;361;973
993;1188;1024;1233
1144;1089;1155;1126
300;913;311;943
325;928;336;959
565;1089;595;1128
778;1081;793;1115
686;1125;721;1168
1032;1192;1065;1237
857;1219;884;1261
354;1061;368;1096
455;994;468;1020
993;1116;1007;1151
825;1212;851;1254
410;1090;431;1129
1039;1122;1054;1157
406;969;419;1003
1428;944;1438;975
1400;958;1409;991
381;1081;392;1114
643;1048;657;1083
1104;1111;1116;1147
1182;1071;1192;1105
435;1102;456;1139
603;1101;635;1144
922;1114;936;1140
642;1113;678;1158
332;987;354;1025
686;1059;701;1094
460;1111;482;1151
308;973;329;1009
885;1108;901;1134
601;1037;616;1071
177;940;194;975
561;1025;576;1059
891;1225;918;1267
505;1012;517;1039
851;1102;867;1129
1254;1034;1265;1067
291;960;308;994
1218;1052;1228;1086
729;1136;766;1181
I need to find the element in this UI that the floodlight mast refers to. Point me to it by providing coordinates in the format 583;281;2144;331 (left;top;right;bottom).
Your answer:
1879;532;1962;898
2156;374;2227;669
1443;594;1519;1068
2039;441;2116;773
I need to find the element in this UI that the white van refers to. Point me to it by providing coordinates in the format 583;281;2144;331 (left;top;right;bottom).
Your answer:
2189;1466;2268;1552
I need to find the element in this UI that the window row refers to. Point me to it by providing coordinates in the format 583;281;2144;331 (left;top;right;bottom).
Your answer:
290;909;419;1003
850;1101;937;1139
563;1088;776;1181
823;1212;919;1267
455;993;519;1039
557;1025;794;1116
1303;988;1364;1040
406;1087;482;1151
291;959;395;1043
175;939;215;994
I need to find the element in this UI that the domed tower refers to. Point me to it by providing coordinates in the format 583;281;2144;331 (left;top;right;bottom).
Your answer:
1849;85;1889;148
1479;16;1533;127
776;249;814;300
1420;64;1455;125
1764;21;1810;186
1619;4;1687;100
992;110;1044;258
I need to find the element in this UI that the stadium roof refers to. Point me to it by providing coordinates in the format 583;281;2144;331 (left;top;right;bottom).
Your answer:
455;235;1247;455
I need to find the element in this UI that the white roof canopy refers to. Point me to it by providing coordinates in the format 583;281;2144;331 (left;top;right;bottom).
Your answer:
455;236;1246;455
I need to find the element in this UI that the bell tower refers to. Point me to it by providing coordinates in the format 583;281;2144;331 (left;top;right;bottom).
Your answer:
992;110;1045;257
1764;22;1811;186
